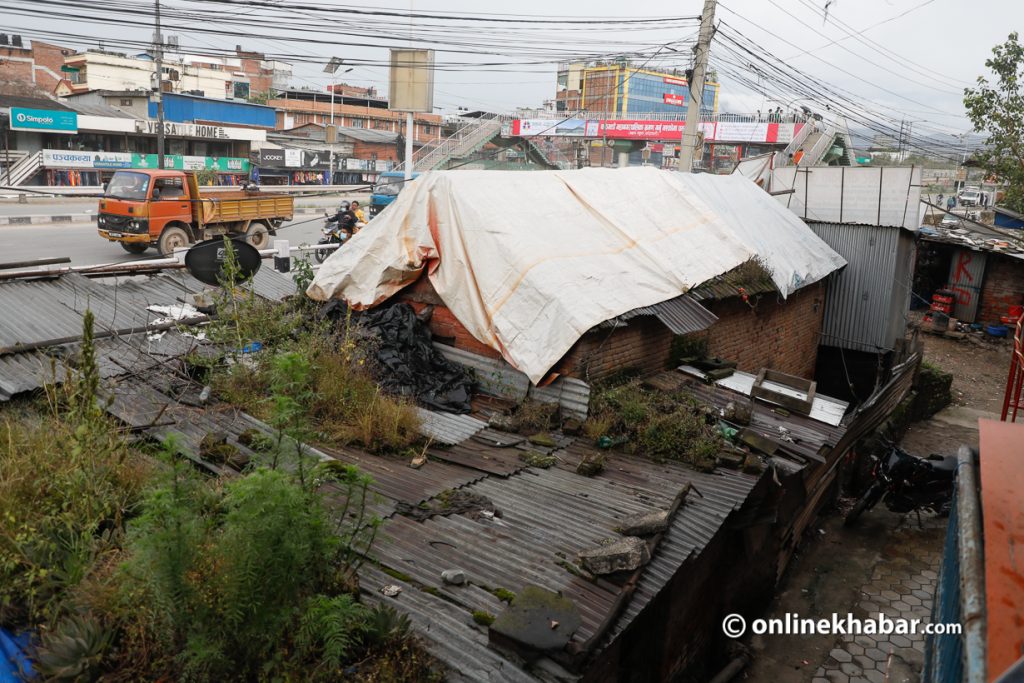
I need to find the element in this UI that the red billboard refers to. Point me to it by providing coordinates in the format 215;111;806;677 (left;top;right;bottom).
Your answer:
663;93;685;107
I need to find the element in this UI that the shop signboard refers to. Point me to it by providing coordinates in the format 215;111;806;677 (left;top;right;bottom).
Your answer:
42;150;249;173
598;120;717;141
42;150;131;168
257;148;330;169
135;120;230;139
511;118;599;137
663;93;685;107
11;108;78;133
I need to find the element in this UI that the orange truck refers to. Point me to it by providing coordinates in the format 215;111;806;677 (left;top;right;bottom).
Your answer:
97;169;294;256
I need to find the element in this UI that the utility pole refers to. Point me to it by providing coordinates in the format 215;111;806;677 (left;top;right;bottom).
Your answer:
678;0;716;173
154;0;165;169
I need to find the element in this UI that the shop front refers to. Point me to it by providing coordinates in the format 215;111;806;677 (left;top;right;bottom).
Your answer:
336;157;393;186
40;149;250;186
252;148;334;186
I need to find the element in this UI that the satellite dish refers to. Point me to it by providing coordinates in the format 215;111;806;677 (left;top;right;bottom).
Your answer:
184;238;262;286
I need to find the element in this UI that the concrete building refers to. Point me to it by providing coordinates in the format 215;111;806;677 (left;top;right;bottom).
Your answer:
58;45;291;101
270;87;442;145
556;60;720;116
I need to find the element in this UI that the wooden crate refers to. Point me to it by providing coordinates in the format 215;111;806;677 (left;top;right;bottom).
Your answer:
751;368;816;415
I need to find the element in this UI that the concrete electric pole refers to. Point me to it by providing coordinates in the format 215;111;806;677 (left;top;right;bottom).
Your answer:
678;0;716;174
154;0;165;169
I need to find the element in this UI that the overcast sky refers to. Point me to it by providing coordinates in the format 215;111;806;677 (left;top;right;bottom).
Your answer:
9;0;1023;140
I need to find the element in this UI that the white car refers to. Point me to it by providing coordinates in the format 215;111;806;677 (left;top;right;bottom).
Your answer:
959;188;981;206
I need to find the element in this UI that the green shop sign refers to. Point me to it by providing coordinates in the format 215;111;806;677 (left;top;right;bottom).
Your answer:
10;107;78;133
131;154;250;173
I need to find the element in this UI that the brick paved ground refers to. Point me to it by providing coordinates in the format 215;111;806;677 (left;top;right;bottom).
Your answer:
811;513;946;683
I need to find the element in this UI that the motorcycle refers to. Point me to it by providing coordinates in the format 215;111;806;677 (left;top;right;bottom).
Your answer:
314;211;353;264
844;444;956;526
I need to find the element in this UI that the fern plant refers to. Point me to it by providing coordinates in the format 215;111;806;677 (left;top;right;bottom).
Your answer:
297;594;368;670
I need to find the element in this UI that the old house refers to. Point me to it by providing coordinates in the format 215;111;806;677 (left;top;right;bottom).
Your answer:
309;167;846;386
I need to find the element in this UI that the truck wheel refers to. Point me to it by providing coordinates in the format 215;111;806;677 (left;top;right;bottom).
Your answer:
245;222;271;250
120;243;149;254
158;226;191;257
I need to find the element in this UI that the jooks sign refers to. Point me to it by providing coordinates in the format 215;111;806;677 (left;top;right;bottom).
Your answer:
9;107;78;133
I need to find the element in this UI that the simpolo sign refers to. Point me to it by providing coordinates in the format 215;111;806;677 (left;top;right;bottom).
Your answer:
9;107;78;133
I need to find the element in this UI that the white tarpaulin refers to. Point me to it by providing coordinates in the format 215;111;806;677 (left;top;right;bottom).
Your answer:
308;167;845;384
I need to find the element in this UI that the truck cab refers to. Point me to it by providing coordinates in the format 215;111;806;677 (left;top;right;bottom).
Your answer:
98;170;293;256
369;171;420;217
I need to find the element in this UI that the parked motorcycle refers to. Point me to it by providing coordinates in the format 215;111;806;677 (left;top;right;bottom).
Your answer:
843;444;956;526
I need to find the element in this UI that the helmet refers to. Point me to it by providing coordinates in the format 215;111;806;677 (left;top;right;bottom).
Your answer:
339;201;351;211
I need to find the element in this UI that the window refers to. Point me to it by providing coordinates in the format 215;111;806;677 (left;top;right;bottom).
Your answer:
154;176;185;199
422;124;433;135
350;118;365;128
120;98;133;107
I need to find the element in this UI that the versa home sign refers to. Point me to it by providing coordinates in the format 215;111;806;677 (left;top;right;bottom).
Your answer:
135;120;230;139
9;107;78;133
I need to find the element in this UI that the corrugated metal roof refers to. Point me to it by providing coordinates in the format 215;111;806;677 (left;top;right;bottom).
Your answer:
615;294;718;336
363;445;759;672
0;267;294;401
63;101;136;118
808;222;915;352
527;376;590;421
415;407;487;445
335;126;400;144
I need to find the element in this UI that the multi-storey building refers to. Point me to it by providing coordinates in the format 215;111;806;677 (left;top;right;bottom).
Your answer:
555;60;719;116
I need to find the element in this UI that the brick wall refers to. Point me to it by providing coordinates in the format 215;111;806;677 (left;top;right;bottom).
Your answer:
394;276;503;360
698;283;826;379
560;318;676;382
978;254;1024;324
0;41;71;92
349;140;399;163
389;275;826;382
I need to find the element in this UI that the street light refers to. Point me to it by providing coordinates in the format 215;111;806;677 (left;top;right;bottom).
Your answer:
323;57;349;184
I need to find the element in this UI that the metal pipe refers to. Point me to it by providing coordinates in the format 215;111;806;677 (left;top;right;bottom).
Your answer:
0;257;71;270
956;445;987;683
708;654;751;683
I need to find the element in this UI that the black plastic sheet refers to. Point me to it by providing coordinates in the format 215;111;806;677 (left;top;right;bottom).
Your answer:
360;303;476;414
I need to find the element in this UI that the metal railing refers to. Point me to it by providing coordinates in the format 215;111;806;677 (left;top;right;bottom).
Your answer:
4;150;43;187
399;115;507;172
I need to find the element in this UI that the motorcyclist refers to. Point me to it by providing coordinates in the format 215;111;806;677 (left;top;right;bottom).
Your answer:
330;201;358;237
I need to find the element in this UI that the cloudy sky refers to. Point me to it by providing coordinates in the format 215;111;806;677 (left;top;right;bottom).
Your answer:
7;0;1022;143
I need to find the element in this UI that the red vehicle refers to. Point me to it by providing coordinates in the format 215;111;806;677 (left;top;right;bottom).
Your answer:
97;170;294;256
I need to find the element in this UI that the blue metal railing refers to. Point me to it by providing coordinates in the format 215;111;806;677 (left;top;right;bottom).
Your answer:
924;486;963;682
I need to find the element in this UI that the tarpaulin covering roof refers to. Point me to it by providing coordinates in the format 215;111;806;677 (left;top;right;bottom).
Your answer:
308;167;846;384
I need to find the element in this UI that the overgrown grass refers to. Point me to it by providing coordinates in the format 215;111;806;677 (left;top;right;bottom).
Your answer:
584;380;720;471
0;311;151;627
1;308;439;682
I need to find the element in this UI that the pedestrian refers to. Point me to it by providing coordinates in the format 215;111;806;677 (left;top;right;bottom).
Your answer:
947;195;956;211
757;109;762;122
793;147;805;165
937;193;944;205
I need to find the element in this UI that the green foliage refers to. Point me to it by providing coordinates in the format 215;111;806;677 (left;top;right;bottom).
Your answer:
491;588;516;604
513;400;558;434
472;610;495;626
33;613;114;681
362;603;412;646
669;334;709;367
0;311;148;627
964;32;1024;213
586;381;720;471
298;594;369;670
193;169;218;186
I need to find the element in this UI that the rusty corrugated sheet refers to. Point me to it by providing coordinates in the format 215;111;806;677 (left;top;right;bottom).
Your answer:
616;294;719;336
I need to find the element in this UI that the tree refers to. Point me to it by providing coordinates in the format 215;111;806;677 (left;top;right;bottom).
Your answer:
964;33;1024;212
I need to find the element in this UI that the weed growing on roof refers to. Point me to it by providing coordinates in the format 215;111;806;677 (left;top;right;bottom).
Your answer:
513;399;558;434
585;380;720;472
491;588;516;604
472;610;496;626
210;300;421;455
0;311;149;627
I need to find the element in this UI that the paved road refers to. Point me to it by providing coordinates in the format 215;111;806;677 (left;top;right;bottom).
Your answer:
0;216;328;268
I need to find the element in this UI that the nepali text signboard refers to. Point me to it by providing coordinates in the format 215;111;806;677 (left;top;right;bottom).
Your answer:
10;107;78;133
509;118;804;144
42;149;249;173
